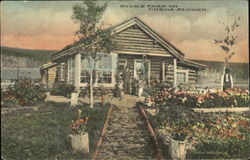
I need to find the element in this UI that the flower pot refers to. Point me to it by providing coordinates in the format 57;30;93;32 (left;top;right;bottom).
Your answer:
70;93;78;106
70;133;89;153
45;92;50;102
169;138;186;160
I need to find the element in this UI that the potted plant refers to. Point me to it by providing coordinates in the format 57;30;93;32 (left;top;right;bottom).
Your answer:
69;117;89;153
169;130;187;160
70;90;78;107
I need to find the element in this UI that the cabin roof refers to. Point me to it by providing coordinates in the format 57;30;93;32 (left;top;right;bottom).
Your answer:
1;68;41;80
40;62;57;70
51;17;205;69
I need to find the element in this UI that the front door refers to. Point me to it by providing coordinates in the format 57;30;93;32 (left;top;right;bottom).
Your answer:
134;59;150;82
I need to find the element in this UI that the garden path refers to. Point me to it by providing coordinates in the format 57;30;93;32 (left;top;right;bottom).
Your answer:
98;95;155;159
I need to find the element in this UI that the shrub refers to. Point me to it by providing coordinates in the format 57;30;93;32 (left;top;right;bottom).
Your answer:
1;77;46;106
113;84;122;98
50;83;75;98
193;136;250;158
144;87;249;108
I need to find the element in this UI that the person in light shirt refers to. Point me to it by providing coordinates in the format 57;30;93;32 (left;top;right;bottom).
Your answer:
221;68;233;91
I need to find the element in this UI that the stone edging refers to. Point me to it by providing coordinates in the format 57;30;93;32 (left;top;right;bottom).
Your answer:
92;105;113;159
139;104;163;160
193;107;249;113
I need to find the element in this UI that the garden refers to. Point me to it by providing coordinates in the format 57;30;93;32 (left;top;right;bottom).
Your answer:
142;82;250;159
1;78;112;159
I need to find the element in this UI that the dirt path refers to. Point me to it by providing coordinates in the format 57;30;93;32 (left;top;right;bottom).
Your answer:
98;95;155;160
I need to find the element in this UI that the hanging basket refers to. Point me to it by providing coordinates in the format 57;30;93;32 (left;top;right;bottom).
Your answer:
70;133;89;153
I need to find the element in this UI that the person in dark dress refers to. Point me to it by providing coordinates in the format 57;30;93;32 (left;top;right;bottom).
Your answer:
123;67;131;94
221;68;233;91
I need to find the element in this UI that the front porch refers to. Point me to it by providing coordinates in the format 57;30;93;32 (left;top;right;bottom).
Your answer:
70;52;181;92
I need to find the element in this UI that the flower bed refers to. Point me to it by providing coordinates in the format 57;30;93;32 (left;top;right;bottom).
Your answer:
1;78;46;106
145;105;249;159
142;84;249;159
144;87;249;108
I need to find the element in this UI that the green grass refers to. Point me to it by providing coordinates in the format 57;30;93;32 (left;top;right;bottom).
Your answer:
1;102;110;159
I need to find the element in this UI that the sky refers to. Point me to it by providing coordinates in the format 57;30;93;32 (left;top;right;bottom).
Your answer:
1;0;249;62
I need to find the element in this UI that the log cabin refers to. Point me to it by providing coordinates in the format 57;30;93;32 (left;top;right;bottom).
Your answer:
41;17;205;93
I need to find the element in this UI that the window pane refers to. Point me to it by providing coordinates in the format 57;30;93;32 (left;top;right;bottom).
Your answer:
98;55;112;70
136;61;142;72
80;70;90;83
71;57;75;69
81;58;93;69
177;72;186;85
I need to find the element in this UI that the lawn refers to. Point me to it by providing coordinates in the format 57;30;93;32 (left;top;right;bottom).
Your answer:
1;102;110;159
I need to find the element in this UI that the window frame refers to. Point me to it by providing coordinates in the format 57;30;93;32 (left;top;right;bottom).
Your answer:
134;59;151;82
80;54;114;87
67;56;75;84
176;69;189;85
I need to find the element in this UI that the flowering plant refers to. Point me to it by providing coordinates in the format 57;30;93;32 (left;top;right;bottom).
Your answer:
145;87;249;108
69;117;89;135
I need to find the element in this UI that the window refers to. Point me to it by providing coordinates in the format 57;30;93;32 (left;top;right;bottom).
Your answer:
135;61;143;78
60;63;65;81
176;70;188;86
80;55;112;84
118;59;127;71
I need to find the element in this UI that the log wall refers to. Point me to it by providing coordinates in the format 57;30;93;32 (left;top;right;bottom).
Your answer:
47;66;57;88
115;26;171;56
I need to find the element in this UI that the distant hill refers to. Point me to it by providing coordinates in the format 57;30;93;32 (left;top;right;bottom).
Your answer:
0;46;248;86
1;46;57;68
191;59;249;87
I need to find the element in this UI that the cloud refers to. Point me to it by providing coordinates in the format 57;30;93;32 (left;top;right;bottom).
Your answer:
1;35;75;50
176;38;248;62
102;6;133;26
1;1;248;62
1;3;77;37
142;15;192;43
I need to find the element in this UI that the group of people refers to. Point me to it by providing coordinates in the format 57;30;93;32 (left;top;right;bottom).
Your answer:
118;67;143;96
118;67;234;96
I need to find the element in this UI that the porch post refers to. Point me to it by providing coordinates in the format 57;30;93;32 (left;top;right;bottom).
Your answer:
162;61;165;82
75;53;81;93
111;53;118;86
173;58;177;88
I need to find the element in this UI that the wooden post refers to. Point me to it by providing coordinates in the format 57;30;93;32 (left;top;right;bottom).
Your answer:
162;61;165;82
75;53;81;93
45;92;50;102
173;58;177;88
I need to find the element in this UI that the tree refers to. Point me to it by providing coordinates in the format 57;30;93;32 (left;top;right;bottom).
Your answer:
72;1;117;108
214;15;241;69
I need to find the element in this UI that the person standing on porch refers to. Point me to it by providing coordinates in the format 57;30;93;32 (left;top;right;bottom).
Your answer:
221;68;233;91
123;67;131;94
